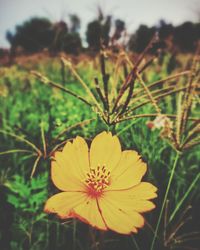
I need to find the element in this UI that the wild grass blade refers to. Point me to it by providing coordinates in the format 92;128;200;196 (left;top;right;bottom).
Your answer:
150;151;180;250
0;149;33;156
0;129;41;154
169;173;200;223
30;155;41;178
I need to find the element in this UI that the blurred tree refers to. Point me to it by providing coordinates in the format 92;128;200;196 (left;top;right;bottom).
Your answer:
6;17;82;55
5;14;200;55
156;20;174;50
6;17;54;53
69;14;81;33
111;19;126;41
158;20;174;40
128;20;200;53
63;33;82;54
128;25;156;52
86;6;112;51
50;21;82;54
50;21;69;52
86;17;112;51
86;20;102;51
174;22;199;52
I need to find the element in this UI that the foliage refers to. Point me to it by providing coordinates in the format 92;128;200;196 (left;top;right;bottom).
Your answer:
0;51;199;249
6;18;53;53
5;12;200;55
6;18;82;55
128;21;200;53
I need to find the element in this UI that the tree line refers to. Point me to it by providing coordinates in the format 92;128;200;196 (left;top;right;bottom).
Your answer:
4;12;200;55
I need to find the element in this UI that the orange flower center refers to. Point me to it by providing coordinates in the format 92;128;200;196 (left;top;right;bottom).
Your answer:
85;166;111;197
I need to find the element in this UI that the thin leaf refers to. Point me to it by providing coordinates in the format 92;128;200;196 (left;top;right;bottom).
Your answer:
0;149;33;156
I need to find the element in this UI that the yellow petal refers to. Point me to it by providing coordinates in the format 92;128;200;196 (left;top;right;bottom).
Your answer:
51;137;89;191
62;137;90;178
90;131;121;171
108;150;147;190
44;191;87;219
129;182;158;199
104;182;157;213
51;160;85;191
73;197;107;230
63;136;90;177
98;195;142;234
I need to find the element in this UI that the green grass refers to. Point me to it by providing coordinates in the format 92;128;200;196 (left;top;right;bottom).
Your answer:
0;54;199;250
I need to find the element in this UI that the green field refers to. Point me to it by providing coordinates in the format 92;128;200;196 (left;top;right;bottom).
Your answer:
0;51;199;250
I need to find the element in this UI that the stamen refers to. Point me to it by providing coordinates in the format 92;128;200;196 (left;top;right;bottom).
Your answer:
85;166;111;197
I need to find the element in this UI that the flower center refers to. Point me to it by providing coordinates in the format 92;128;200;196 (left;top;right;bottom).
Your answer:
85;166;111;197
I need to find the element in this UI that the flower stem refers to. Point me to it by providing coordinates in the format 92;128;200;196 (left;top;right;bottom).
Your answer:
169;172;200;223
73;219;77;250
150;151;180;250
130;235;140;250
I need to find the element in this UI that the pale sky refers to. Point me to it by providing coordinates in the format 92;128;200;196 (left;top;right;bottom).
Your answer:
0;0;199;47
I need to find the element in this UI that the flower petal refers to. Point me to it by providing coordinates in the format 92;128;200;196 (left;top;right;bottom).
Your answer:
51;137;89;191
62;137;90;178
44;192;87;219
108;150;147;190
104;182;157;213
73;197;107;230
67;136;90;176
98;195;142;234
51;160;85;191
90;131;121;171
129;182;158;199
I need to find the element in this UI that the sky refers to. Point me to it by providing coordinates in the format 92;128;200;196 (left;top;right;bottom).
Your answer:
0;0;199;47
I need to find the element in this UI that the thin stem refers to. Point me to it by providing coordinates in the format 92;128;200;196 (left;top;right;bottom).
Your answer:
98;231;105;250
164;200;169;246
119;79;134;115
166;216;192;245
89;227;99;250
100;51;109;111
31;71;92;107
132;71;190;98
0;129;41;154
52;118;94;143
30;155;41;178
169;173;200;223
123;86;188;117
112;35;158;113
0;149;33;155
73;219;77;250
130;235;140;250
40;122;47;158
116;119;140;136
61;58;103;113
48;139;71;157
150;152;180;250
116;113;198;124
136;71;161;114
94;77;107;110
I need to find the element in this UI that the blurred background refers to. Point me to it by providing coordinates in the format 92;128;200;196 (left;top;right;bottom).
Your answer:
0;0;200;59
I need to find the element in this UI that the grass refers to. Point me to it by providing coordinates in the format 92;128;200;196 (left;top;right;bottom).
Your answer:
0;51;199;250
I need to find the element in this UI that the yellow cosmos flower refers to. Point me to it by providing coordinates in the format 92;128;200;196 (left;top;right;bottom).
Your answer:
44;131;157;234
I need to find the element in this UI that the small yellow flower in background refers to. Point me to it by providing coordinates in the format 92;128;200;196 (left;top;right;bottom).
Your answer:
44;131;157;234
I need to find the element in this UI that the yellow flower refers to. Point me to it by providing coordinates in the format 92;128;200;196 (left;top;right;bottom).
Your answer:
44;131;157;234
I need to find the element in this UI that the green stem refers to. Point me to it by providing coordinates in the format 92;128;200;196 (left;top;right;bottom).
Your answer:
150;151;180;250
130;235;140;250
73;219;77;250
89;227;99;250
116;119;140;136
169;172;200;223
